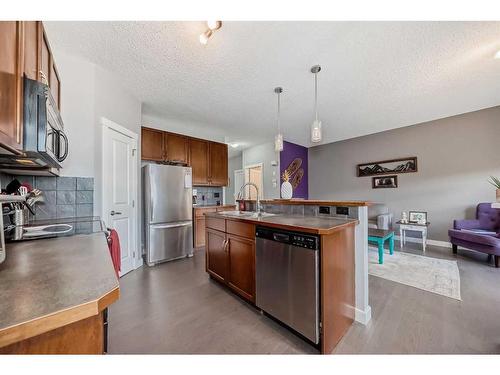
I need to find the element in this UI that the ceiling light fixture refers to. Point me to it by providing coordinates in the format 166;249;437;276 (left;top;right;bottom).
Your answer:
207;21;222;31
199;21;222;45
230;143;239;148
310;65;322;143
495;50;500;59
274;87;284;152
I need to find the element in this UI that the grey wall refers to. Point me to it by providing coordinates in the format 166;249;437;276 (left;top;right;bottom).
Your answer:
308;105;500;241
242;142;280;200
225;154;243;204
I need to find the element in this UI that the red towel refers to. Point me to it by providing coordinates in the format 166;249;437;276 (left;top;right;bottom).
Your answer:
107;229;121;278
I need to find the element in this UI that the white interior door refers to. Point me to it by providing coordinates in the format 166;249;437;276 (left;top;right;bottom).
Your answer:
233;169;245;203
102;119;138;277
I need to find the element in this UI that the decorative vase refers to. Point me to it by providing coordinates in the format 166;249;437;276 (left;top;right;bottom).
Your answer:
497;189;500;203
281;181;293;199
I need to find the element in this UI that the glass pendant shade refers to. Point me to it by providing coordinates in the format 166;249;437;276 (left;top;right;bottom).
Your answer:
311;119;322;143
275;133;284;152
274;87;284;152
310;65;322;143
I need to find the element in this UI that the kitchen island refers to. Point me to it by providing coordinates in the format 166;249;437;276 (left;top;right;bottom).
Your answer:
0;232;119;354
204;210;359;354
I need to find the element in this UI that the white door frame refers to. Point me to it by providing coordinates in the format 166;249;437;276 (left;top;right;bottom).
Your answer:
243;162;264;199
101;117;141;271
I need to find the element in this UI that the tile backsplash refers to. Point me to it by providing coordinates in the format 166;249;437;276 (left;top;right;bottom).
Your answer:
194;186;223;206
1;174;94;220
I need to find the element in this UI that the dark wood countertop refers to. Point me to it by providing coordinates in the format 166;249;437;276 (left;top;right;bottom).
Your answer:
205;212;358;235
0;232;119;348
237;199;372;207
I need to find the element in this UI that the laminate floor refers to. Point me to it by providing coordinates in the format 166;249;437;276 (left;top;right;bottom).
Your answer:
108;243;500;354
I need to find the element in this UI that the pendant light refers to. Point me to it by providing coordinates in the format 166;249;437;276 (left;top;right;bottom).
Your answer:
274;87;284;152
310;65;322;143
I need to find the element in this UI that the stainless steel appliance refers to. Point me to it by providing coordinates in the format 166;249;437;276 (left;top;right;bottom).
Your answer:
0;77;68;175
143;164;193;266
255;226;320;344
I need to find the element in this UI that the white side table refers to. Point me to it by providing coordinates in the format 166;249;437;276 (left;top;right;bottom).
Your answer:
396;221;430;252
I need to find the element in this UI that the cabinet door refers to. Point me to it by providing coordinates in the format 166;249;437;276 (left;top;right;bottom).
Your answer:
0;21;23;151
40;30;50;85
49;60;60;109
190;138;209;185
206;229;228;282
23;21;39;81
194;216;206;248
141;127;165;161
208;142;228;186
165;132;189;165
227;234;255;302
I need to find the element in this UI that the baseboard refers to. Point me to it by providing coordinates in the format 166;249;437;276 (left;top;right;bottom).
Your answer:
354;305;372;325
394;235;451;249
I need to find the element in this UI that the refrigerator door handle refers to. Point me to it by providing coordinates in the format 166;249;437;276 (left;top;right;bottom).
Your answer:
151;221;192;229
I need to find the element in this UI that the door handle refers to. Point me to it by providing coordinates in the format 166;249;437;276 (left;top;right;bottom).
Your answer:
110;211;122;216
223;239;230;253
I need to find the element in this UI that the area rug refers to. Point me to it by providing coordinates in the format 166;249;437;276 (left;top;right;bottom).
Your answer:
368;248;461;300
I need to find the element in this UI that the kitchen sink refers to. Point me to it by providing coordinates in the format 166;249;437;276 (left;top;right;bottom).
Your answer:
221;210;276;218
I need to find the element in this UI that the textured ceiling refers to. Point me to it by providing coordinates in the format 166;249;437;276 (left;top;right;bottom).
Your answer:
44;21;500;150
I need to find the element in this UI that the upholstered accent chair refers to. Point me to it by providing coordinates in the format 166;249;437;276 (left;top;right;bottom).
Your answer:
368;203;393;231
448;203;500;267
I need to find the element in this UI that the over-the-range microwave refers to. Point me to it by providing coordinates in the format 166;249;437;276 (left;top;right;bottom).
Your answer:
0;77;68;176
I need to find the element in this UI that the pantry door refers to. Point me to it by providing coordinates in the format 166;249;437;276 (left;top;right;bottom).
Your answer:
102;118;139;276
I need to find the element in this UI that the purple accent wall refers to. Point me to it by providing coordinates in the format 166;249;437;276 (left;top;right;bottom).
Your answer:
280;141;309;199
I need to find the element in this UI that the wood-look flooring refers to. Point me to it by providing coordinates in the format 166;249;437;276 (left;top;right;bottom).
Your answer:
108;242;500;354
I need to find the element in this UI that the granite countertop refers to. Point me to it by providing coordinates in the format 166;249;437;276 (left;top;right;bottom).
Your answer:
0;232;119;348
206;212;358;235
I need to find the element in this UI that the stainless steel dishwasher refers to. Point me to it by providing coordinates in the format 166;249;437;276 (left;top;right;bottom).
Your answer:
255;226;320;344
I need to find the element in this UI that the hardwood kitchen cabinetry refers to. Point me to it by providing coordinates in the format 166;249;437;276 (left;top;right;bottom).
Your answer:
0;21;62;153
208;141;228;186
189;138;209;185
165;132;189;164
206;218;256;303
140;126;228;186
141;127;165;161
0;21;24;152
193;205;236;248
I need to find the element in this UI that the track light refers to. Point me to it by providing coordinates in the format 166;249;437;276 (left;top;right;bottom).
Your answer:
207;21;222;31
199;21;222;45
199;30;213;45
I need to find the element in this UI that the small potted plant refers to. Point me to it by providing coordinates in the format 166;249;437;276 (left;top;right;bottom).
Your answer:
488;176;500;203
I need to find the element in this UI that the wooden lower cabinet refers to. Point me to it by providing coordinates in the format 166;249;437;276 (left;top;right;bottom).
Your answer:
205;228;228;283
206;218;256;303
0;312;105;354
226;234;255;302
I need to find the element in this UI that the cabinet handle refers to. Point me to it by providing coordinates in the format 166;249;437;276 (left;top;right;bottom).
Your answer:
223;239;229;253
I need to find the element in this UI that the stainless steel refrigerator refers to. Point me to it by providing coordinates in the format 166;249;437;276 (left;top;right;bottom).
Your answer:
143;164;193;266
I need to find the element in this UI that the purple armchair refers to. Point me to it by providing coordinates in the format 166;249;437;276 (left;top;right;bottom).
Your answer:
448;203;500;267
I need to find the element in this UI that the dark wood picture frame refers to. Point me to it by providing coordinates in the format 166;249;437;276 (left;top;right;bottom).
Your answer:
357;156;418;177
372;175;398;189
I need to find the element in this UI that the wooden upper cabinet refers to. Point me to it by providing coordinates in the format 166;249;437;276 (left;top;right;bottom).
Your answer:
49;60;60;109
0;21;23;152
209;142;228;186
190;138;209;185
23;21;39;81
40;30;50;86
141;127;165;161
165;132;189;165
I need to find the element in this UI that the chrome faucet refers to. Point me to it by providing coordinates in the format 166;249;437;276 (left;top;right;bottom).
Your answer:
237;182;262;217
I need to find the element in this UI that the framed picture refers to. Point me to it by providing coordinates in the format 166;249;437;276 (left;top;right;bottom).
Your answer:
357;157;418;177
372;175;398;189
409;211;427;224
